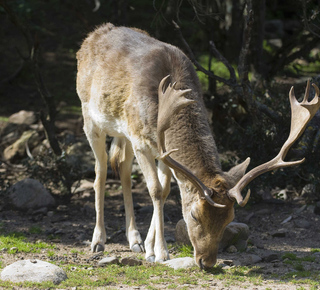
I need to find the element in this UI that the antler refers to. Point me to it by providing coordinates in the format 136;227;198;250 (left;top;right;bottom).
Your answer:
157;75;225;208
228;81;320;207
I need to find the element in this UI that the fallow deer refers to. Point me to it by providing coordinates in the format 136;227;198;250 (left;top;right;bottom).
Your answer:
76;23;320;269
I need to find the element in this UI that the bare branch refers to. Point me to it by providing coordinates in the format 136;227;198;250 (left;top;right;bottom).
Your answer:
172;20;234;87
209;40;237;84
238;6;253;85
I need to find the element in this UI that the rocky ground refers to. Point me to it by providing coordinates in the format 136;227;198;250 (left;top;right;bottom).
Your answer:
1;111;320;289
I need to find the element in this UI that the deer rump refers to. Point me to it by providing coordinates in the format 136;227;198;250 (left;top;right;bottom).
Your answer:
76;23;320;269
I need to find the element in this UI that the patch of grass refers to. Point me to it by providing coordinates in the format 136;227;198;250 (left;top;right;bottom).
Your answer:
0;116;8;122
196;54;254;91
311;248;320;253
176;244;193;258
0;232;54;254
47;250;55;257
283;252;316;263
70;249;84;255
282;252;298;260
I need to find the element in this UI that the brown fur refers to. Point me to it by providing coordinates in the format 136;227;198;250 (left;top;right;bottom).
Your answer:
76;23;250;268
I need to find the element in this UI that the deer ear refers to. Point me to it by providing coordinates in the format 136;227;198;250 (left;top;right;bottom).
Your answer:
225;158;250;187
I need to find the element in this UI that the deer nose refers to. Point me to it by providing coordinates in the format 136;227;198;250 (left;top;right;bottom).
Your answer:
198;255;217;269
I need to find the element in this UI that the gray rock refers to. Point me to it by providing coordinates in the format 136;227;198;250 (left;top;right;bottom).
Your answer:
32;207;48;215
1;259;67;285
8;178;55;210
120;257;142;266
175;219;192;246
294;219;311;229
219;222;250;251
271;229;287;238
98;256;119;267
162;257;196;270
262;253;279;262
226;245;237;253
243;254;262;265
8;110;37;125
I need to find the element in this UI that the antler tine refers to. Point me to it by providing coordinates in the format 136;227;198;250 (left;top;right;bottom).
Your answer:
157;75;225;208
303;80;311;103
228;82;320;207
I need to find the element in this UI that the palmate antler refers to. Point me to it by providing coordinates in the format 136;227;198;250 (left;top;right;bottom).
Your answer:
228;81;320;207
157;75;225;208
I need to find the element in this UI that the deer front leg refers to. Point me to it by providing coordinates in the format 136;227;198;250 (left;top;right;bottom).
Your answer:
83;121;107;253
117;138;144;252
144;161;172;262
134;147;169;262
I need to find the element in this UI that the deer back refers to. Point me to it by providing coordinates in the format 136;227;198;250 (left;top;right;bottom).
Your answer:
76;23;224;179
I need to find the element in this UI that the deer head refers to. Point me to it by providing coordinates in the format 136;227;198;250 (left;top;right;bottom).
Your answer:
157;76;320;268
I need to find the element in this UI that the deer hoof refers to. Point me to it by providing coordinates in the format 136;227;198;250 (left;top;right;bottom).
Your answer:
92;243;104;253
146;255;155;263
131;243;144;253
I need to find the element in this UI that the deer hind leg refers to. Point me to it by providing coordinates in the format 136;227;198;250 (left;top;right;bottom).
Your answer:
144;160;172;262
133;146;170;262
83;119;108;253
110;137;144;253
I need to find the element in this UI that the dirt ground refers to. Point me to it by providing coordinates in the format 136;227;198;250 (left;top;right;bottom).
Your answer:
0;173;320;289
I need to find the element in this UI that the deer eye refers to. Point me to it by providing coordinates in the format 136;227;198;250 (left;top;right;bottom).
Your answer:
190;211;198;222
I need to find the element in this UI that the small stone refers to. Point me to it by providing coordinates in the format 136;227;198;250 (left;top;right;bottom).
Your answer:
226;245;237;253
8;110;36;125
244;254;262;265
293;219;311;229
98;256;119;267
8;178;55;210
120;257;142;266
220;222;249;251
262;253;279;262
47;211;54;217
162;257;196;270
33;207;48;215
222;260;234;266
1;259;67;285
271;229;287;238
175;219;191;246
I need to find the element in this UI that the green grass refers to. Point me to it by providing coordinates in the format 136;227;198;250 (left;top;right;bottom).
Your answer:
0;232;319;289
196;55;254;91
0;232;55;254
70;248;85;255
176;244;193;258
0;116;9;122
311;248;320;253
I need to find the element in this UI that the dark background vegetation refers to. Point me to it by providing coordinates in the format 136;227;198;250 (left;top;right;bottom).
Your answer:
0;0;320;202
